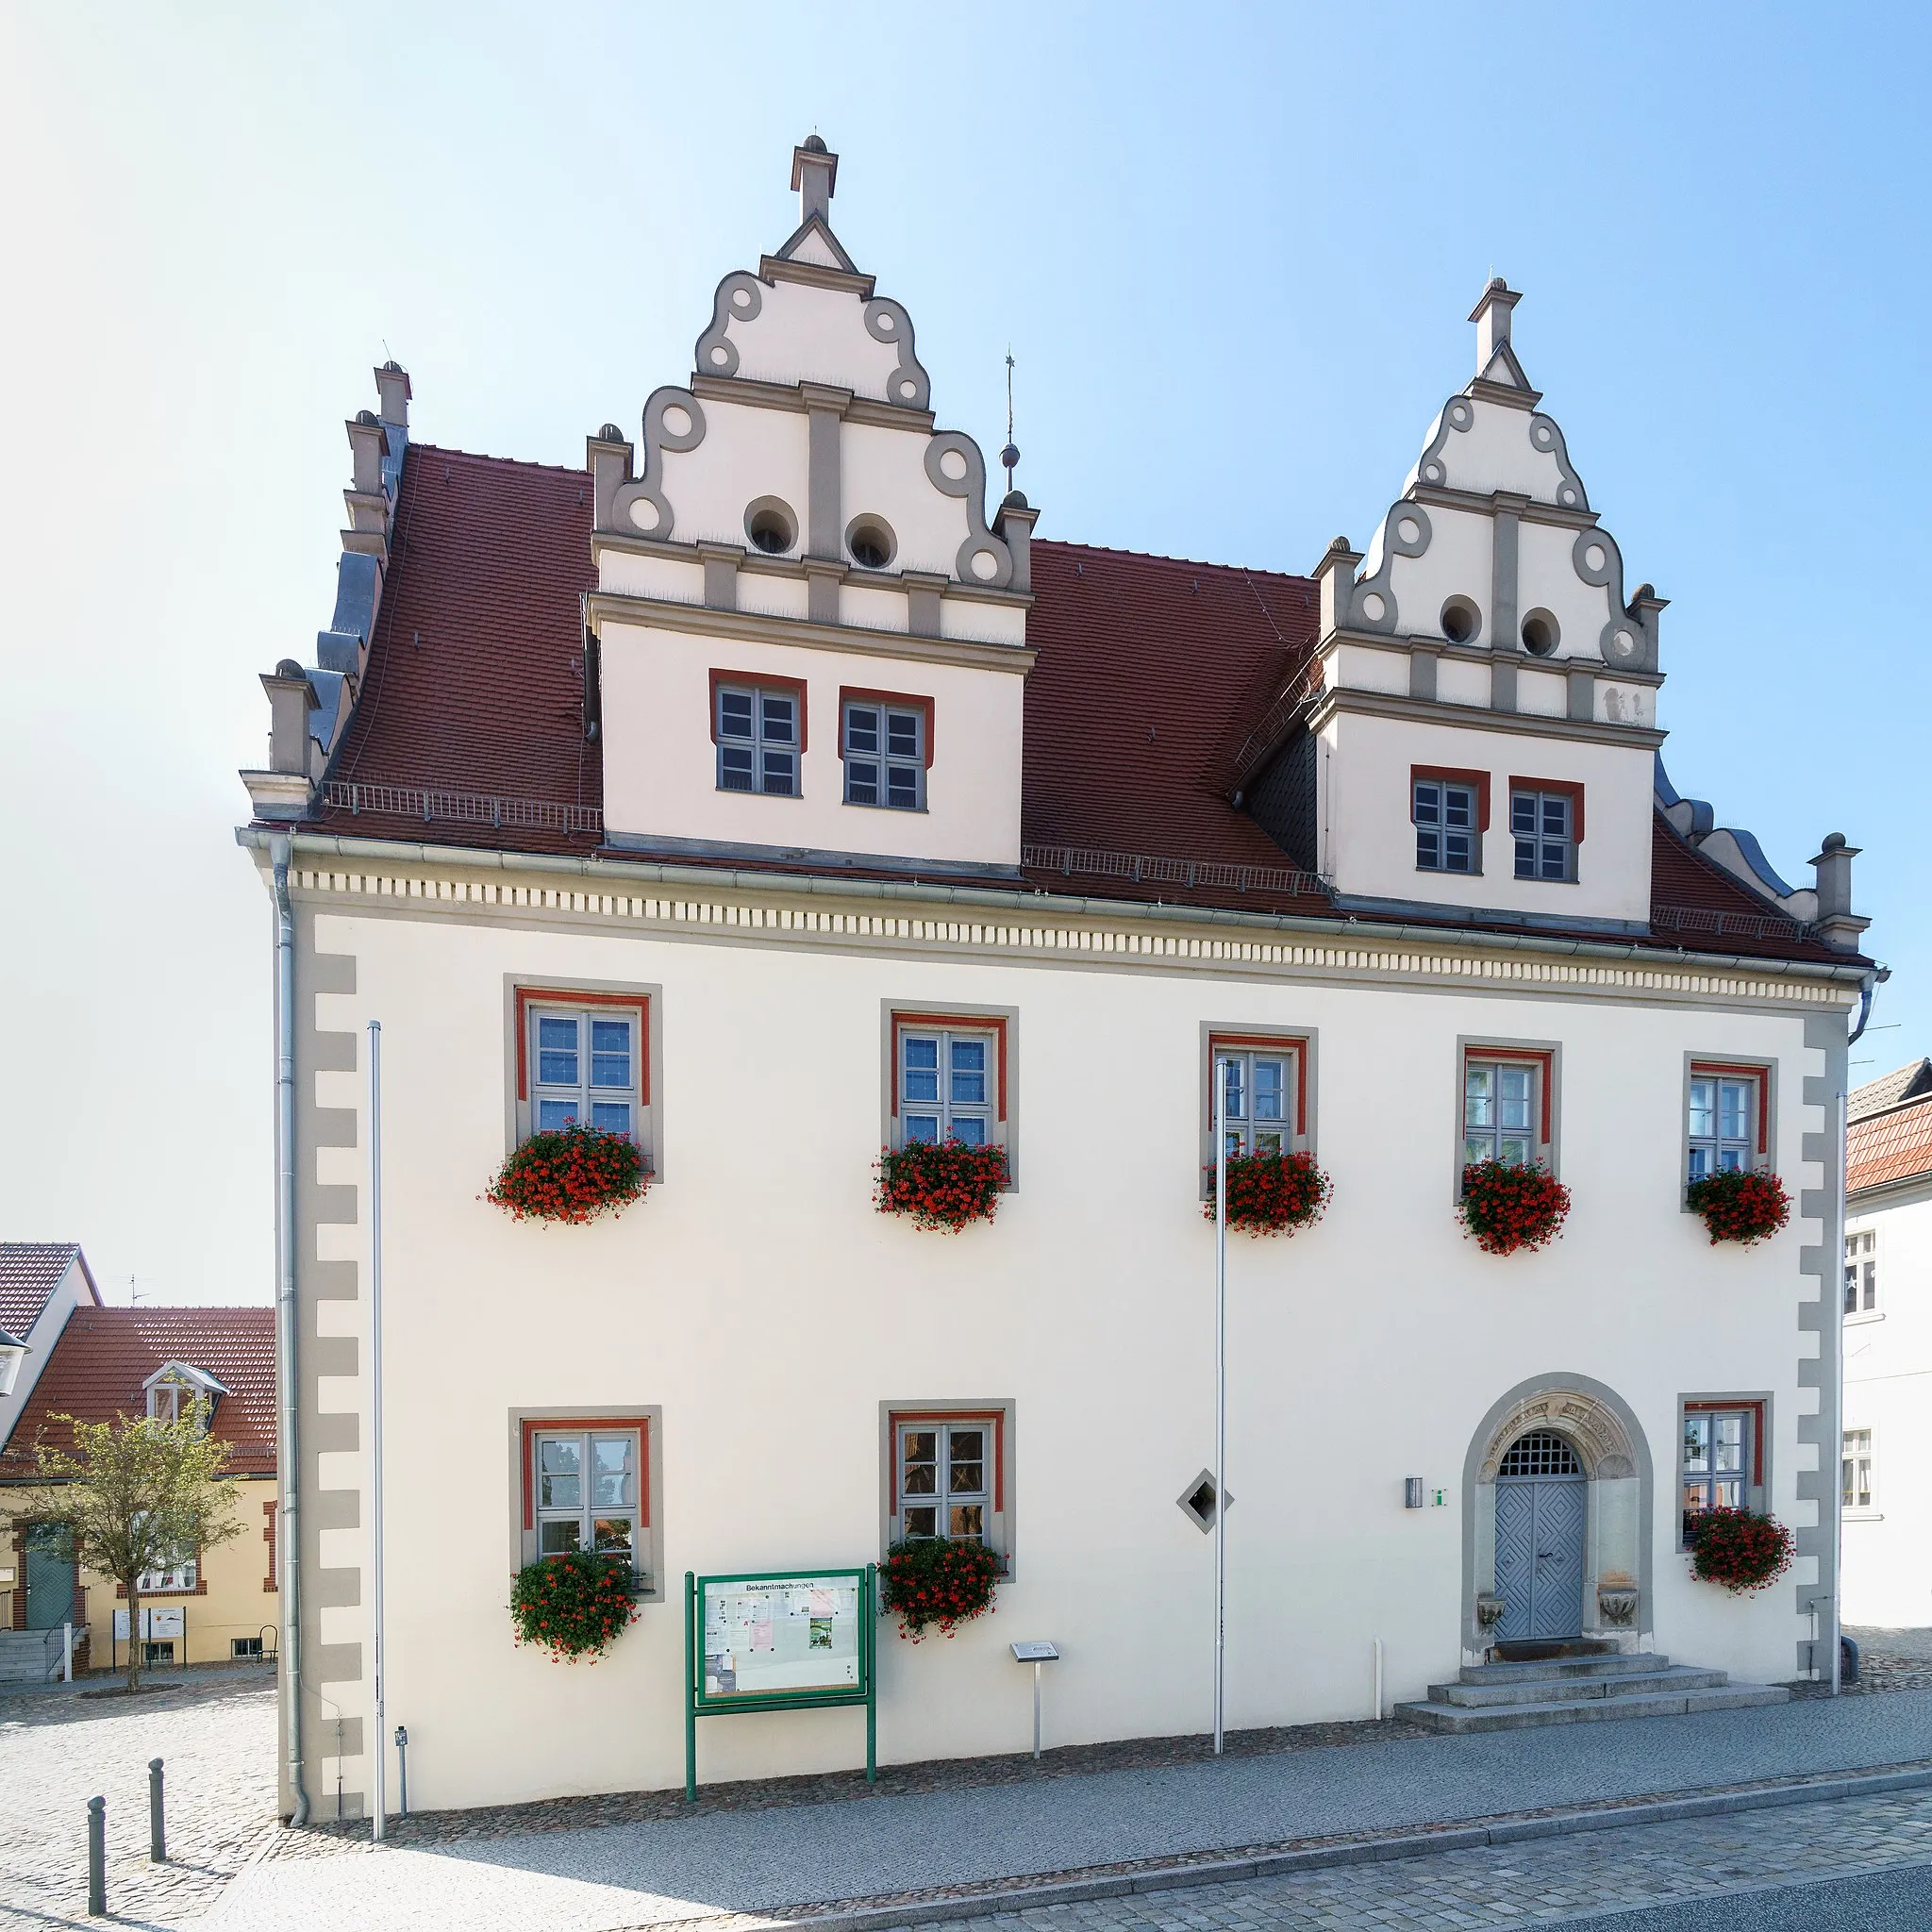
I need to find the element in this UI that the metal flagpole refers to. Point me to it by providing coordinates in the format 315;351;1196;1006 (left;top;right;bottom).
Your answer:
1213;1054;1228;1755
368;1021;387;1840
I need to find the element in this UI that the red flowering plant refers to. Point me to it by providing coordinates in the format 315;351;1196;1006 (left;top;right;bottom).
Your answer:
874;1138;1010;1232
485;1121;649;1225
1685;1507;1795;1594
1458;1159;1571;1256
509;1551;641;1661
1202;1148;1333;1236
879;1537;1003;1641
1685;1168;1790;1246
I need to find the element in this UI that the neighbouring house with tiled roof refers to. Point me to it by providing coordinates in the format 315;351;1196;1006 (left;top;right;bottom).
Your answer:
235;140;1880;1822
0;1243;101;1462
0;1306;278;1674
1840;1061;1932;1624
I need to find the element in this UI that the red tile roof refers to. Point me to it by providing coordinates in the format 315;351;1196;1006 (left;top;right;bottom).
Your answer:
281;443;1847;962
0;1243;97;1337
1848;1092;1932;1197
0;1307;275;1477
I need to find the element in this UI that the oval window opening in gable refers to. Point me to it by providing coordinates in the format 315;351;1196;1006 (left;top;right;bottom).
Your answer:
1522;609;1560;657
1441;596;1480;644
744;499;797;556
846;516;896;571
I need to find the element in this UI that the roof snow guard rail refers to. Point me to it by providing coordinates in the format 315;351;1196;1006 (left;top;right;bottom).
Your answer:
1650;903;1816;942
322;780;604;836
1022;842;1327;899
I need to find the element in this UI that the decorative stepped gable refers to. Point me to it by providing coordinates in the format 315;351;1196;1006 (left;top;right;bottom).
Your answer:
1244;280;1865;948
241;364;412;820
582;138;1038;876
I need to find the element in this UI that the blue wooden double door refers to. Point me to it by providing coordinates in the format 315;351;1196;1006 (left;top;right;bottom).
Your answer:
1494;1470;1587;1642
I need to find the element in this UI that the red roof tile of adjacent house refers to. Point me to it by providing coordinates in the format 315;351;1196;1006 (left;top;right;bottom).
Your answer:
0;1243;98;1337
282;443;1848;962
1848;1092;1932;1197
0;1307;275;1477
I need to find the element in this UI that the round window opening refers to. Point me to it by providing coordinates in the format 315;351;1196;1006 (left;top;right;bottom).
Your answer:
744;499;796;556
846;516;896;571
1521;610;1560;657
1441;596;1480;644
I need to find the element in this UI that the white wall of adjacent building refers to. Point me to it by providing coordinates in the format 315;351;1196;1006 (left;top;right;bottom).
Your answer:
294;880;1837;1813
1840;1179;1932;1627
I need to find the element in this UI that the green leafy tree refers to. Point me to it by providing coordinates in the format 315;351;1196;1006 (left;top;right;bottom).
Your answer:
34;1400;244;1691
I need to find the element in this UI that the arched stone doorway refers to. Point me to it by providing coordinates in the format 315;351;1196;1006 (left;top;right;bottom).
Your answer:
1460;1375;1653;1657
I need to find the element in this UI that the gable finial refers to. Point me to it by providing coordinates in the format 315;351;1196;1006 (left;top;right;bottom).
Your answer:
1469;275;1523;378
791;134;838;227
1000;349;1021;495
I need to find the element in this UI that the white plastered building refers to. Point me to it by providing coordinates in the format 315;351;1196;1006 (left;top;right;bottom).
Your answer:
238;140;1877;1820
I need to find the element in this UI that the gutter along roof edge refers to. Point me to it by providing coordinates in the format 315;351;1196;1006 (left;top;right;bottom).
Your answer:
236;825;1869;989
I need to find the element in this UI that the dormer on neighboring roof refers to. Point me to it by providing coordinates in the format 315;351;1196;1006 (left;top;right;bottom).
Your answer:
583;138;1037;879
143;1359;228;1425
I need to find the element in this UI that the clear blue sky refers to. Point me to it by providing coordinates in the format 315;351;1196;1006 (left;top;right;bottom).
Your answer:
2;4;1924;1303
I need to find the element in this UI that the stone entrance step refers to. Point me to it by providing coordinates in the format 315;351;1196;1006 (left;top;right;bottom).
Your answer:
1394;1651;1790;1733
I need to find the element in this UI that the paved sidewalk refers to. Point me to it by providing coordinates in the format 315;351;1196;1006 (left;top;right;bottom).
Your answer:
202;1690;1932;1931
893;1785;1932;1930
0;1665;278;1927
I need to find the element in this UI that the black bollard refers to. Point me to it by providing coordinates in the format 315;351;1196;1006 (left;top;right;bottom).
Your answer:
87;1795;106;1916
149;1757;167;1862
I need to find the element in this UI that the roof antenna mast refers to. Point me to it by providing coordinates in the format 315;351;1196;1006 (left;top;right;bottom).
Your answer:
1000;349;1020;496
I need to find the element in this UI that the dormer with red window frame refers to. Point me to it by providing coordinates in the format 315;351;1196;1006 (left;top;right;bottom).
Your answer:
584;140;1036;881
1276;282;1668;933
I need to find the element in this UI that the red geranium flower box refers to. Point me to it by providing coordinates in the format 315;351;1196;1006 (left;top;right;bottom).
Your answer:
1685;1168;1790;1246
879;1537;1003;1641
875;1139;1009;1233
485;1121;650;1225
1202;1148;1333;1237
1458;1159;1571;1256
1685;1506;1794;1594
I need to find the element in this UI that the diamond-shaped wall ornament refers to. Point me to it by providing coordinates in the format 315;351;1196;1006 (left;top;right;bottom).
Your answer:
1176;1469;1234;1534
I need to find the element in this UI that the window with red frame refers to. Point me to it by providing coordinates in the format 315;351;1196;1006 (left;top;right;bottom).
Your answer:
1687;1062;1770;1182
886;1407;1009;1557
514;989;651;1158
1208;1034;1309;1158
1462;1046;1554;1174
521;1417;651;1575
890;1011;1008;1156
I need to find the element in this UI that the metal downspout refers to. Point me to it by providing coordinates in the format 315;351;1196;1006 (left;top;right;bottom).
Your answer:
271;833;308;1824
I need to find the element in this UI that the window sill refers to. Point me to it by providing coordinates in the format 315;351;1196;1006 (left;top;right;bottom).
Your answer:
1415;868;1484;880
1845;1310;1885;1326
843;800;928;814
1842;1509;1885;1523
713;786;802;800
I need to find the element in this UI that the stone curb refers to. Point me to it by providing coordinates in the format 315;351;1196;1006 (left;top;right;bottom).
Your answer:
741;1760;1932;1932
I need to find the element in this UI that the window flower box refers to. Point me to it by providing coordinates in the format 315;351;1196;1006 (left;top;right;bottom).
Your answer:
879;1537;1002;1641
509;1551;642;1661
486;1122;650;1225
875;1139;1009;1233
1202;1148;1333;1237
1685;1507;1794;1594
1458;1159;1570;1256
1685;1168;1790;1246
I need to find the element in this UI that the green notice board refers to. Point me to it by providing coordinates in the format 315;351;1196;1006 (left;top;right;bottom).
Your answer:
683;1565;875;1798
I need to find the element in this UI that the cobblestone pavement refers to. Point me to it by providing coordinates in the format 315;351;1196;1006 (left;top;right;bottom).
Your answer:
0;1664;278;1928
1847;1624;1932;1691
874;1787;1932;1932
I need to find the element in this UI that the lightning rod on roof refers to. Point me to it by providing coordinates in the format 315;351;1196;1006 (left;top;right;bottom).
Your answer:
1000;349;1020;495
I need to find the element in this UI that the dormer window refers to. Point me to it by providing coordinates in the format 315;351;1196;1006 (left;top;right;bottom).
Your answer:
843;692;929;810
1413;768;1489;874
713;679;802;796
144;1362;225;1427
1510;780;1583;882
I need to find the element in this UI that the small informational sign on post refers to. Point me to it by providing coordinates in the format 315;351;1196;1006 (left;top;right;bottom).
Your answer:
1010;1640;1059;1758
685;1567;875;1800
